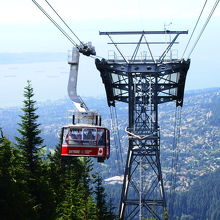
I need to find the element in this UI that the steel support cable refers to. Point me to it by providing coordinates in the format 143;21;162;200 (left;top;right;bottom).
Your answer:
169;107;182;216
109;106;124;174
187;0;220;59
174;108;182;185
174;108;182;192
181;0;208;59
171;108;182;216
33;1;105;59
32;0;77;46
111;107;122;172
109;107;120;173
113;107;124;166
169;107;178;198
44;0;84;46
168;107;178;217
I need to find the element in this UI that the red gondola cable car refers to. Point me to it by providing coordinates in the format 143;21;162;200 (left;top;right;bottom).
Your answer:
60;47;110;162
32;2;110;163
61;124;110;162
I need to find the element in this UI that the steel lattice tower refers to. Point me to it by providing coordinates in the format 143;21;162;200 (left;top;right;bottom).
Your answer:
95;31;190;219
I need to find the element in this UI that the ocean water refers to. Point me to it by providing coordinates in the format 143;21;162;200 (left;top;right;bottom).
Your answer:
0;61;69;107
0;60;105;108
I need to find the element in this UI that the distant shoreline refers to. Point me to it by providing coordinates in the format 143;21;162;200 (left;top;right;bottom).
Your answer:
0;87;219;109
0;52;67;64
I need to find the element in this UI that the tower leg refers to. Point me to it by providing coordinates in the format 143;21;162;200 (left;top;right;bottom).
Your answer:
119;72;167;219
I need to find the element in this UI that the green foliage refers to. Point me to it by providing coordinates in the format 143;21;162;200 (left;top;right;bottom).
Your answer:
14;81;55;219
0;82;116;219
57;182;97;220
52;153;98;219
15;80;44;173
169;167;220;220
95;175;108;219
95;175;117;220
48;140;114;220
0;137;34;219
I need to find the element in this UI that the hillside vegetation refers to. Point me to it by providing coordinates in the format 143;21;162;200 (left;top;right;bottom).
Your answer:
1;87;220;219
0;82;115;220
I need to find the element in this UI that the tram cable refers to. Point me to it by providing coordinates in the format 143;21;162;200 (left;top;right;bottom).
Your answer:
109;107;120;170
114;107;124;166
32;0;97;56
32;0;78;47
186;0;220;59
181;0;208;59
32;0;108;60
44;0;84;46
111;106;124;174
110;107;123;174
109;106;124;174
169;107;177;199
169;107;182;209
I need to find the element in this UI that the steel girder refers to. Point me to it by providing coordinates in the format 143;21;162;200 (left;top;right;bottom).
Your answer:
95;58;190;219
95;59;190;108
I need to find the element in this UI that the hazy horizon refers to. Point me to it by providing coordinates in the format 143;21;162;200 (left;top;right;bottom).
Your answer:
1;0;219;107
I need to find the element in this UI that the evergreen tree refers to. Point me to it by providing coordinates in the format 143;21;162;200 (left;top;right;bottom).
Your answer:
15;81;55;219
1;82;118;220
95;175;116;220
80;158;97;219
0;132;13;179
170;167;220;220
57;170;97;220
49;140;98;219
47;139;64;208
0;135;34;219
15;80;44;173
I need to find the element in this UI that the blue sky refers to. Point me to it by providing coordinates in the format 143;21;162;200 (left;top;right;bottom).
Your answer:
0;0;220;107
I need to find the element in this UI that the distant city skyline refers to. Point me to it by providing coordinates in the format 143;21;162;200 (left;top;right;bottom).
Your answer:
0;0;219;107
